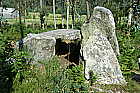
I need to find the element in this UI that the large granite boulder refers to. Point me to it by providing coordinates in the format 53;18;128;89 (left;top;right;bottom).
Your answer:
80;6;126;84
22;29;81;62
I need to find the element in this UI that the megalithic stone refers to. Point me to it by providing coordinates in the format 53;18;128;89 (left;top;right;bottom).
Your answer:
92;6;120;56
18;29;81;63
81;6;126;84
24;35;56;63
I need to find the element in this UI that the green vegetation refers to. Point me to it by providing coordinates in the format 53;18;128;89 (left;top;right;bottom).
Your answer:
0;0;140;92
0;24;90;92
12;56;89;93
1;17;140;93
0;23;140;93
117;21;140;92
117;21;140;75
0;17;140;93
7;14;86;28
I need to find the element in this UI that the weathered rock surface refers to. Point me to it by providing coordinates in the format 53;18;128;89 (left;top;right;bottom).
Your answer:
23;35;56;62
22;29;81;62
81;6;126;84
93;7;120;56
37;29;81;40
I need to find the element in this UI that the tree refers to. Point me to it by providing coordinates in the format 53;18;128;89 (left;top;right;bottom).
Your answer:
71;0;75;28
0;0;2;27
61;0;65;28
86;0;90;19
53;0;57;29
40;0;43;8
128;8;133;27
18;0;24;51
66;0;70;29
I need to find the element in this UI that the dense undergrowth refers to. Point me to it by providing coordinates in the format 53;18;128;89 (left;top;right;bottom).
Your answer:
116;22;140;92
117;22;140;75
0;24;54;93
12;55;89;93
0;22;140;92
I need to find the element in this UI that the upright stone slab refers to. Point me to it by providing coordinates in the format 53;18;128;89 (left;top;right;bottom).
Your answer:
23;35;56;63
81;6;126;84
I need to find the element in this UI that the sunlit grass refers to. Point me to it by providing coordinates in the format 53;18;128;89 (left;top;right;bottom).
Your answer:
6;13;86;27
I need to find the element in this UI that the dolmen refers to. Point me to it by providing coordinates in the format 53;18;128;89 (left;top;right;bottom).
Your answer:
19;6;126;85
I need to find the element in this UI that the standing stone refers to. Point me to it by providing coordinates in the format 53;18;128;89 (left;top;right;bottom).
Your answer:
81;6;126;84
92;6;120;56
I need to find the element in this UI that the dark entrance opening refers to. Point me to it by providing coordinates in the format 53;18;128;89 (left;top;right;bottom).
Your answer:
55;38;81;65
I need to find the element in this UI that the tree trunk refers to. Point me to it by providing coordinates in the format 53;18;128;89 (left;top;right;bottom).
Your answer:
40;0;43;8
0;1;2;27
86;0;90;20
66;0;69;29
128;8;133;27
19;1;23;39
71;0;75;29
61;0;64;28
53;0;57;29
45;14;47;29
32;11;35;29
24;1;27;24
25;8;27;27
62;15;64;28
19;1;24;51
138;58;140;70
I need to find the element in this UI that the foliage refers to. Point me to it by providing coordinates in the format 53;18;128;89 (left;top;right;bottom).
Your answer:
117;22;140;75
0;25;52;93
0;25;18;93
88;70;98;86
11;51;31;83
1;0;140;92
65;65;89;92
12;56;89;93
114;21;140;93
125;79;140;93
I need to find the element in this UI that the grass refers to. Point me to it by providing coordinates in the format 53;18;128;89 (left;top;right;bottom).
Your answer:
6;13;86;28
12;56;89;93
